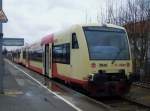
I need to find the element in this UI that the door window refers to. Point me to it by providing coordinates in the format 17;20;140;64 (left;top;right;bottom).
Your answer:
72;33;79;49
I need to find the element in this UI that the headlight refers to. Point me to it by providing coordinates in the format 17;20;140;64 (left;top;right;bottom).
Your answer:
88;74;94;81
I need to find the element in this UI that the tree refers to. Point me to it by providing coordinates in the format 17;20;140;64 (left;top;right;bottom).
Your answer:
98;0;150;81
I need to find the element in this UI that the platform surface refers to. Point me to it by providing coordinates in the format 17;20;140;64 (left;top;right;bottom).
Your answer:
0;59;110;111
0;60;77;111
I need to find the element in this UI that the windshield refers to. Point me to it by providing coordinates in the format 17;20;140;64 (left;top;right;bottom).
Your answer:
83;27;130;60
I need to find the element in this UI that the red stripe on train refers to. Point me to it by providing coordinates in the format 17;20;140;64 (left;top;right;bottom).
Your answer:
28;64;43;74
52;63;58;76
52;63;88;86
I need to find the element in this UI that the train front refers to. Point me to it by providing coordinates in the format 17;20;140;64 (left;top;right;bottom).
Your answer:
83;25;133;96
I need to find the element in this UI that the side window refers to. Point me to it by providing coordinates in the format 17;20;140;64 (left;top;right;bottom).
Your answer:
18;51;21;58
23;50;26;59
72;33;79;49
52;43;70;64
29;48;43;62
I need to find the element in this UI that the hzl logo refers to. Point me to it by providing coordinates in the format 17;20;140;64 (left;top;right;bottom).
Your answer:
99;64;107;67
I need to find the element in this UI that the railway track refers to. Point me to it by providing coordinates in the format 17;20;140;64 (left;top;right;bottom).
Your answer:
133;82;150;89
100;97;150;111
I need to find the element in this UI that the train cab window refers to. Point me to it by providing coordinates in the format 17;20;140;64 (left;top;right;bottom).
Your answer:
72;33;79;49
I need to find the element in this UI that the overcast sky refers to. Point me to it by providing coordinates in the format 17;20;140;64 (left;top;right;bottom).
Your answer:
3;0;122;45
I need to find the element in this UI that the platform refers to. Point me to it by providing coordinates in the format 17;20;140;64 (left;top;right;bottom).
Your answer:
0;60;78;111
0;59;110;111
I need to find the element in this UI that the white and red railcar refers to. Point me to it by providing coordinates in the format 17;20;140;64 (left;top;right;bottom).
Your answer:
15;24;134;96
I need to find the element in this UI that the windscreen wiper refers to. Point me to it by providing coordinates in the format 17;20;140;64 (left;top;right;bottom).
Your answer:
111;48;124;64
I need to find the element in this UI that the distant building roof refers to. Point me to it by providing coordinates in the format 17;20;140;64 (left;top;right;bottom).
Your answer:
124;20;150;34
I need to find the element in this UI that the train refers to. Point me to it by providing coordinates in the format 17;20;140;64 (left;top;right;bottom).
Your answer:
11;24;134;96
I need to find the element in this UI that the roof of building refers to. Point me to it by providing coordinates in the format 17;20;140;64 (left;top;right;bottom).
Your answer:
124;20;150;34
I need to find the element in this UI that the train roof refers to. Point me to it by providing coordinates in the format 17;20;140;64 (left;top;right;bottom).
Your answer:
72;23;125;30
40;23;125;45
41;34;54;45
29;41;41;49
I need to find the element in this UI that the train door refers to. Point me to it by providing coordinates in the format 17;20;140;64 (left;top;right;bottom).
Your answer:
44;44;52;78
26;48;29;67
71;33;80;77
49;44;52;78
